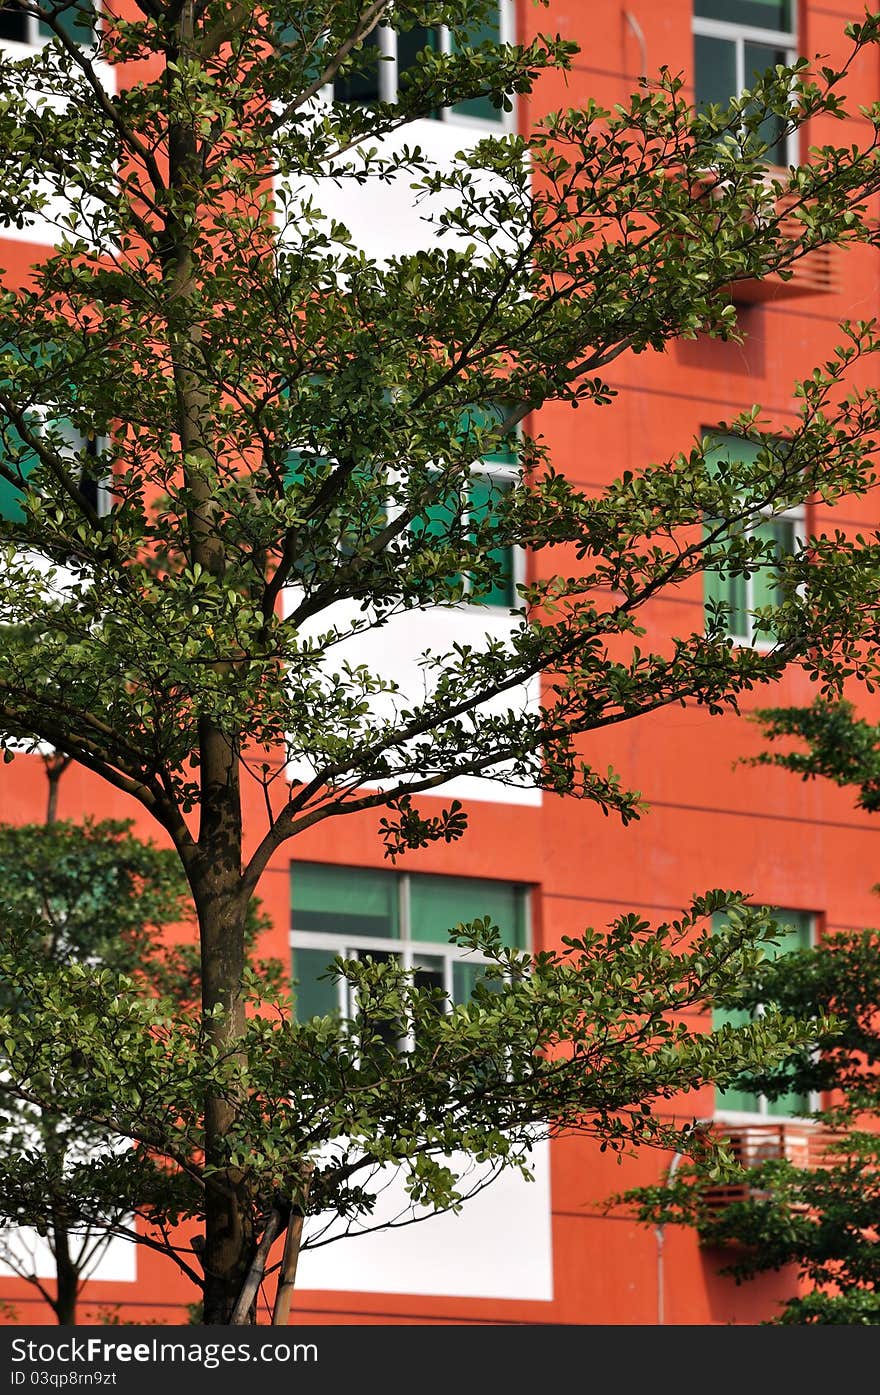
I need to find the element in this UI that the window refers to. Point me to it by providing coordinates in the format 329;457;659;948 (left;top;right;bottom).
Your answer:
290;862;528;1024
702;432;803;646
332;3;512;126
409;403;521;610
713;907;813;1117
693;0;796;166
284;401;521;610
0;413;110;522
0;0;95;46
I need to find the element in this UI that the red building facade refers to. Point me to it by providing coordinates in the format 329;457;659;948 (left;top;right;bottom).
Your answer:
1;0;878;1325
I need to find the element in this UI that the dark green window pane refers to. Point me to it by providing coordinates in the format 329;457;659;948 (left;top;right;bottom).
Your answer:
283;448;334;582
334;27;380;105
411;480;464;592
397;23;439;77
410;483;461;544
694;0;791;29
704;433;764;476
350;947;404;1053
714;999;763;1113
0;413;40;522
286;448;384;573
397;23;440;121
292;947;340;1022
452;959;504;1004
292;863;399;938
469;473;514;607
764;908;811;958
744;40;789;160
763;909;811;1115
704;519;748;638
694;33;737;113
410;875;526;949
38;0;95;44
0;3;28;41
413;952;445;998
459;401;517;466
450;10;503;123
713;908;811;1115
751;515;796;636
703;433;794;641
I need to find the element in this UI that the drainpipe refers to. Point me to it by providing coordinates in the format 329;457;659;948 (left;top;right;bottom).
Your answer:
655;1120;713;1326
623;10;647;80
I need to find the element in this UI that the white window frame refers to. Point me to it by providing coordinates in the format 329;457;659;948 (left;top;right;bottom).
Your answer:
328;0;516;132
714;908;819;1125
692;9;798;167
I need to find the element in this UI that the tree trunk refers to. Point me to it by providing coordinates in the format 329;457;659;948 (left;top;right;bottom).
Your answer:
191;721;254;1325
164;0;258;1325
43;767;78;1324
50;1211;78;1326
43;751;70;826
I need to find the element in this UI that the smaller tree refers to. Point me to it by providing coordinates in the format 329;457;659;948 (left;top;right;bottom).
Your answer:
620;700;880;1324
0;813;273;1324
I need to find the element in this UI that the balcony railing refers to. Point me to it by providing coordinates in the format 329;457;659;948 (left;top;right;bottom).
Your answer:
699;1120;840;1217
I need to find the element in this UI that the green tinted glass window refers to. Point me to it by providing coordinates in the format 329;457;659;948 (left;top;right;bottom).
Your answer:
744;40;789;156
411;483;463;547
292;947;340;1021
0;413;40;521
713;908;811;1116
450;11;503;123
0;3;28;41
704;519;748;638
459;401;518;466
468;474;514;607
410;402;518;607
397;23;439;78
703;433;799;643
38;0;95;44
452;959;504;1004
750;515;796;637
409;875;526;949
291;863;399;939
334;27;381;104
694;33;737;112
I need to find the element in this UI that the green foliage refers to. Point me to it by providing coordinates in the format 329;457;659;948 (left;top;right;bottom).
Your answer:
0;817;277;1319
0;816;190;975
621;920;880;1322
0;891;817;1258
748;699;880;813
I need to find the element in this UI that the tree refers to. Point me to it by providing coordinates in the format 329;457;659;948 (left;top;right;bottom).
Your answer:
0;757;277;1323
617;699;880;1323
3;0;880;1323
618;919;880;1324
0;811;192;1324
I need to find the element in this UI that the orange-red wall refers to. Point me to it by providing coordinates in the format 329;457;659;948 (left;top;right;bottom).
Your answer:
2;0;879;1325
